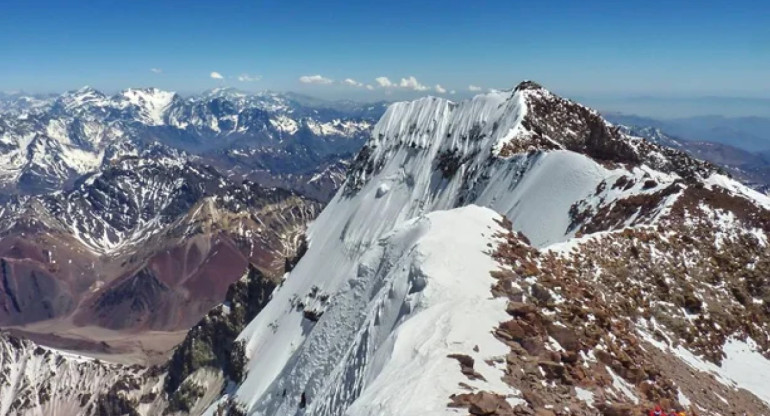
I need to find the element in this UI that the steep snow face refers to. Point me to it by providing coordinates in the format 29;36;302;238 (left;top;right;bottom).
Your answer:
348;89;683;246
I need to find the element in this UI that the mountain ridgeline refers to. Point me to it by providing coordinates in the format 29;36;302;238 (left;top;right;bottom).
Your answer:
2;82;770;415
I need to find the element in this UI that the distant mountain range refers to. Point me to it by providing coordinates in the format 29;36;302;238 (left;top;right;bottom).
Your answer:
0;87;387;197
605;112;770;152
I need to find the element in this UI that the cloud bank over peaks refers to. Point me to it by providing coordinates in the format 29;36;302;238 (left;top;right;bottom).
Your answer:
398;76;429;91
375;76;394;88
343;78;364;87
293;73;469;95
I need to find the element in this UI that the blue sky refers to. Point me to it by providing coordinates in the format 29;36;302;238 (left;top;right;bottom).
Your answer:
1;0;768;114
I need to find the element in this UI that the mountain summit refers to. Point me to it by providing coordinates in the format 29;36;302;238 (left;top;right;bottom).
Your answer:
3;81;770;415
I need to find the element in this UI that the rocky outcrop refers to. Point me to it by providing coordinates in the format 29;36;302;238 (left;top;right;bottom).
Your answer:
485;182;770;415
163;264;277;403
502;81;718;182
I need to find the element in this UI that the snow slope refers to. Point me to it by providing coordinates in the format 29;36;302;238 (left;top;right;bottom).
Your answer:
118;88;177;125
344;206;523;415
212;206;521;416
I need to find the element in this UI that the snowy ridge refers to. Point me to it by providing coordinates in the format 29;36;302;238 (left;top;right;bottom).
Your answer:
342;207;523;415
196;82;734;415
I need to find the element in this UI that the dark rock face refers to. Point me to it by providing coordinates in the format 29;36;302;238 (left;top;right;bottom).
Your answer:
504;86;718;182
0;258;75;325
91;268;171;330
93;387;142;416
164;264;277;394
449;391;514;415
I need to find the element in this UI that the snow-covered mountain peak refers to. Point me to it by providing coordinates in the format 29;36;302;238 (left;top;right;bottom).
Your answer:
348;81;716;196
201;87;248;100
195;80;770;416
117;87;178;125
57;86;109;111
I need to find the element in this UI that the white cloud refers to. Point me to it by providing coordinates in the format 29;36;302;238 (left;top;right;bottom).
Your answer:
468;85;482;92
435;84;447;94
450;90;456;95
150;68;163;74
375;76;394;88
365;84;374;90
299;74;333;85
343;78;363;87
238;73;262;82
399;76;428;91
210;71;224;80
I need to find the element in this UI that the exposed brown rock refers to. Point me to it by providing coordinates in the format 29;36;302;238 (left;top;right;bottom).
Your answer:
448;353;486;381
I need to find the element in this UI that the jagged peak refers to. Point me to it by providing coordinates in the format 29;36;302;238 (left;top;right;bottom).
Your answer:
514;79;544;91
347;80;717;194
62;85;106;100
61;85;104;99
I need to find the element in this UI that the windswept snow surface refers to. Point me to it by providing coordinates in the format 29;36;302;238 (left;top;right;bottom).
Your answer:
215;206;518;416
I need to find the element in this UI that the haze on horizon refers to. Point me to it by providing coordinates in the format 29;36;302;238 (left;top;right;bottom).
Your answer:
1;0;768;117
